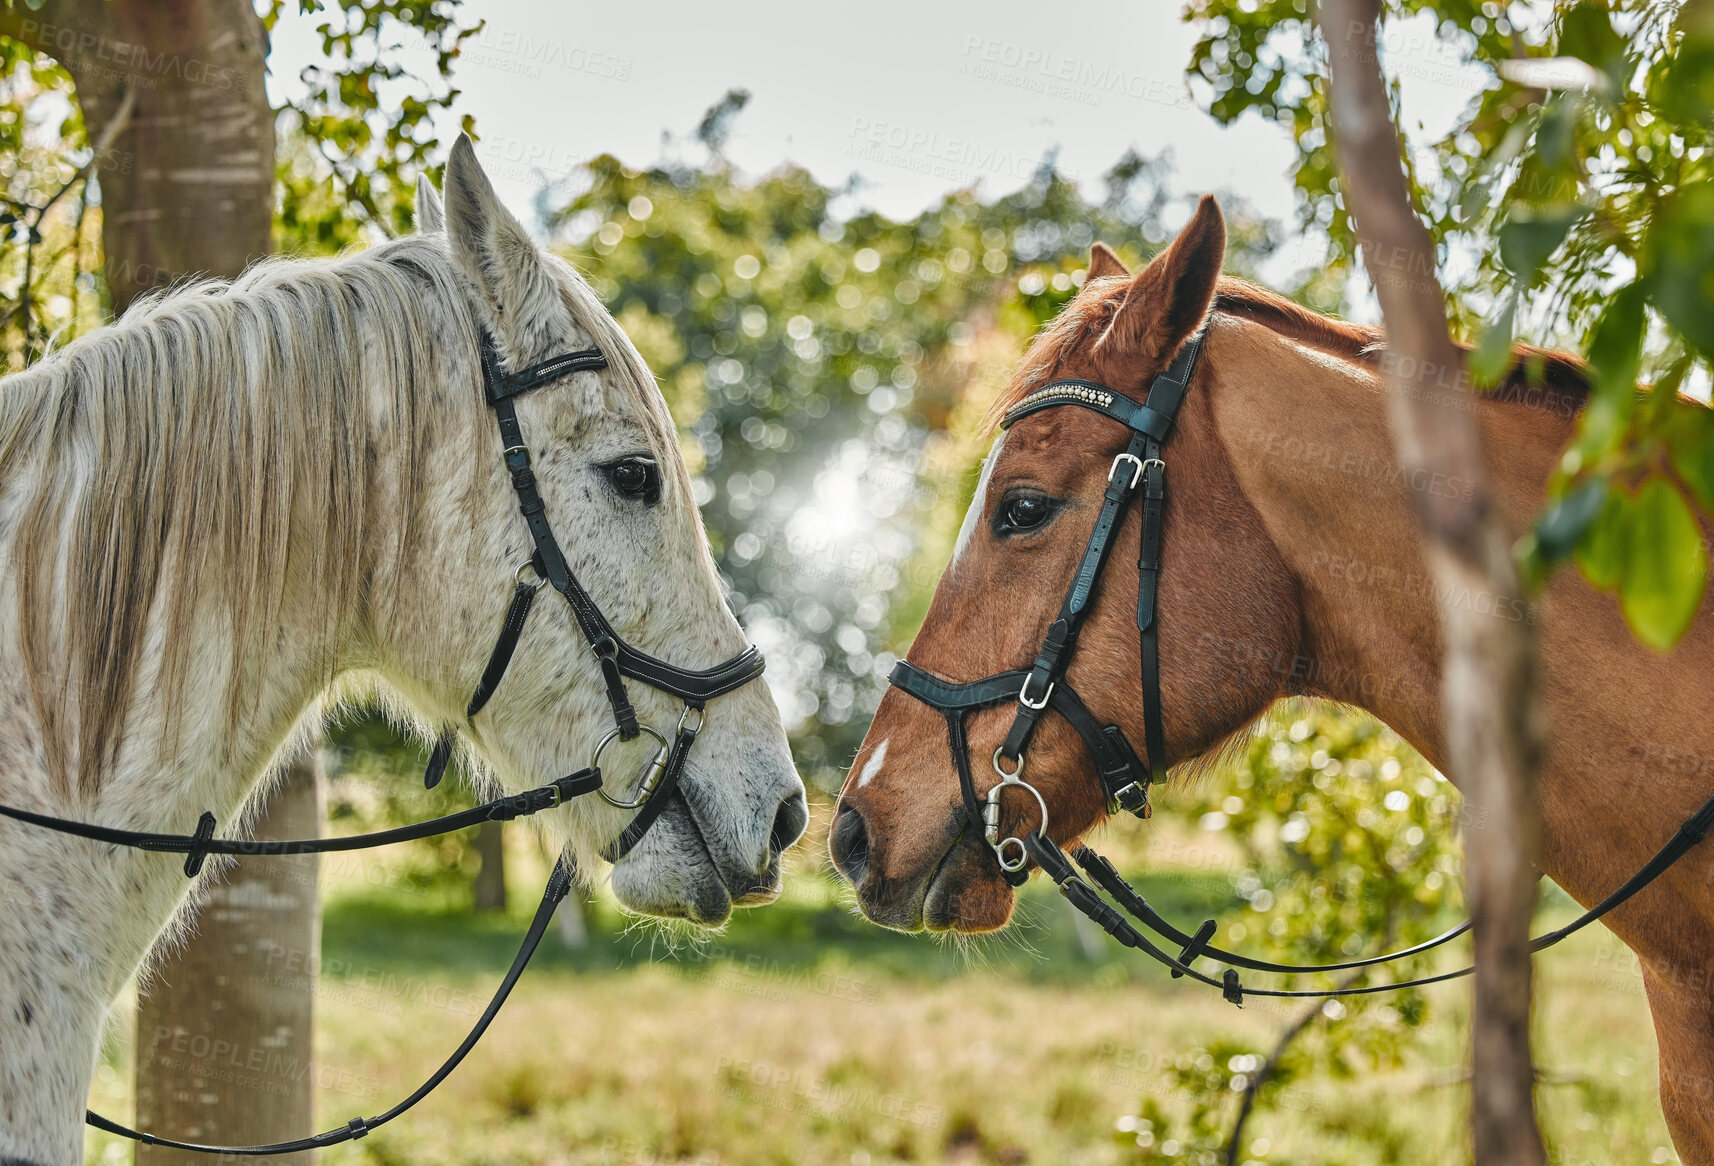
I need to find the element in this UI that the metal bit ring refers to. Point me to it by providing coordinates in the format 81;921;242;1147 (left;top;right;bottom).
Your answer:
594;724;669;809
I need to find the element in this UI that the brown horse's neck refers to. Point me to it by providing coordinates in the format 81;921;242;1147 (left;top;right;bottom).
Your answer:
1200;312;1714;933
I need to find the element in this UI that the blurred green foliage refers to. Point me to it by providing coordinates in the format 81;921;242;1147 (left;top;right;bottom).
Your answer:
0;0;475;365
1116;705;1466;1162
544;95;1283;791
263;0;480;251
0;40;100;364
1185;0;1714;651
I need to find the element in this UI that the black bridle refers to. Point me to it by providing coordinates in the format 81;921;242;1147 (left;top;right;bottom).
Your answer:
886;320;1714;1005
889;329;1204;878
0;327;768;1154
424;328;767;864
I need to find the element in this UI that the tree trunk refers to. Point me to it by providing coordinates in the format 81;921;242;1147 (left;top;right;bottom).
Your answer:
0;5;312;1154
473;821;508;913
0;0;275;315
1320;3;1545;1164
135;750;323;1166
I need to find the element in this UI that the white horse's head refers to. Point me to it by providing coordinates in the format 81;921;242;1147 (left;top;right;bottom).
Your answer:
388;137;804;924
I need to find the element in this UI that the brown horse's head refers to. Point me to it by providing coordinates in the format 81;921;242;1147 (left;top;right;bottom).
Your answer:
832;197;1306;931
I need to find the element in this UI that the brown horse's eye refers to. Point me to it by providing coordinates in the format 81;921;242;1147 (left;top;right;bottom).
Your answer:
995;491;1055;535
606;456;660;503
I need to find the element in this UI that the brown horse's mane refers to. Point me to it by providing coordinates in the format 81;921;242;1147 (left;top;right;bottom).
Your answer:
986;274;1591;429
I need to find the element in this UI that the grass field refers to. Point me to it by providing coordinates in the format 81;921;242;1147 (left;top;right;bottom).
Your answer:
85;810;1679;1166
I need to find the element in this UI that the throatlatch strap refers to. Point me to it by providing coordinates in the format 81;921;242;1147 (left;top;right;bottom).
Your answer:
422;728;457;790
1135;440;1168;785
469;579;541;718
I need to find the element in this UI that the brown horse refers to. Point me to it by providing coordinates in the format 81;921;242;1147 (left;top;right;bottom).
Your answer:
831;197;1714;1160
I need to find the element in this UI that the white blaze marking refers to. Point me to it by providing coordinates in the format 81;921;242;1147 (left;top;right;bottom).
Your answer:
951;434;1004;569
857;738;889;788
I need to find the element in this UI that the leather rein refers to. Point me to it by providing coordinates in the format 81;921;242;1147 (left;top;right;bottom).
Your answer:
0;327;767;1154
886;318;1714;1006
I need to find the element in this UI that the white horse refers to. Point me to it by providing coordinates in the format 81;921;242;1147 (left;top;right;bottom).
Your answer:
0;136;806;1166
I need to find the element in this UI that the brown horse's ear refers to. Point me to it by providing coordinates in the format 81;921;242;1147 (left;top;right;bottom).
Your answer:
1087;241;1128;280
1101;195;1225;369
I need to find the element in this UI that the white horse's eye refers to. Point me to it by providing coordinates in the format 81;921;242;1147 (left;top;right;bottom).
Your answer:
606;456;660;504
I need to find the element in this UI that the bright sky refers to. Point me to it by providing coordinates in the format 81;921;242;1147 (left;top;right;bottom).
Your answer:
267;0;1494;291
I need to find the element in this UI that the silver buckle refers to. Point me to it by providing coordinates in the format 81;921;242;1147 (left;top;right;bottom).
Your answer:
1018;675;1054;710
1109;452;1144;488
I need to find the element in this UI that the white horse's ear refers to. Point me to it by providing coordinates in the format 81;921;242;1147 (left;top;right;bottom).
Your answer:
415;173;444;234
442;133;561;336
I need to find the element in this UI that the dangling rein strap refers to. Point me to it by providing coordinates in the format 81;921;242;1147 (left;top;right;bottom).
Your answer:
86;861;575;1154
1032;790;1714;1004
0;769;602;878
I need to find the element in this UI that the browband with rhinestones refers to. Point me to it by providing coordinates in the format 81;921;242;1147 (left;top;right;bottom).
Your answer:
1001;380;1114;427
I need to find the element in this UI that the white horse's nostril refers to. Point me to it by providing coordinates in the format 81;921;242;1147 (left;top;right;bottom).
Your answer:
769;790;809;859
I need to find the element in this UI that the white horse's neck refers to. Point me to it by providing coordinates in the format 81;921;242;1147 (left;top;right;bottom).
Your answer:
0;242;481;1166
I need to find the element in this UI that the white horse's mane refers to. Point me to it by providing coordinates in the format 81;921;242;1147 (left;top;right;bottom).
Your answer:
0;233;669;797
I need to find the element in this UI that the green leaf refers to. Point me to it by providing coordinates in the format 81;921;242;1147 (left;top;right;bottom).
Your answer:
1663;398;1714;512
1586;281;1646;402
1499;205;1583;283
1535;477;1609;562
1644;187;1714;358
1574;488;1628;590
1468;292;1518;388
1534;96;1583;175
1557;2;1630;90
1618;477;1709;652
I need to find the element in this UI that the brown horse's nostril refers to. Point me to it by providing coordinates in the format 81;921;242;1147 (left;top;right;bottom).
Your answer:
830;802;870;886
770;790;809;860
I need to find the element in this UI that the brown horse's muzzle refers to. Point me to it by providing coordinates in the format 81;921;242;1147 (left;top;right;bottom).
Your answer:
830;783;1016;933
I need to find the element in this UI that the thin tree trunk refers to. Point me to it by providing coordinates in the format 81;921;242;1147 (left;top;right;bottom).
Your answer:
1320;3;1544;1163
0;0;275;316
0;6;309;1154
473;820;508;912
135;750;323;1166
